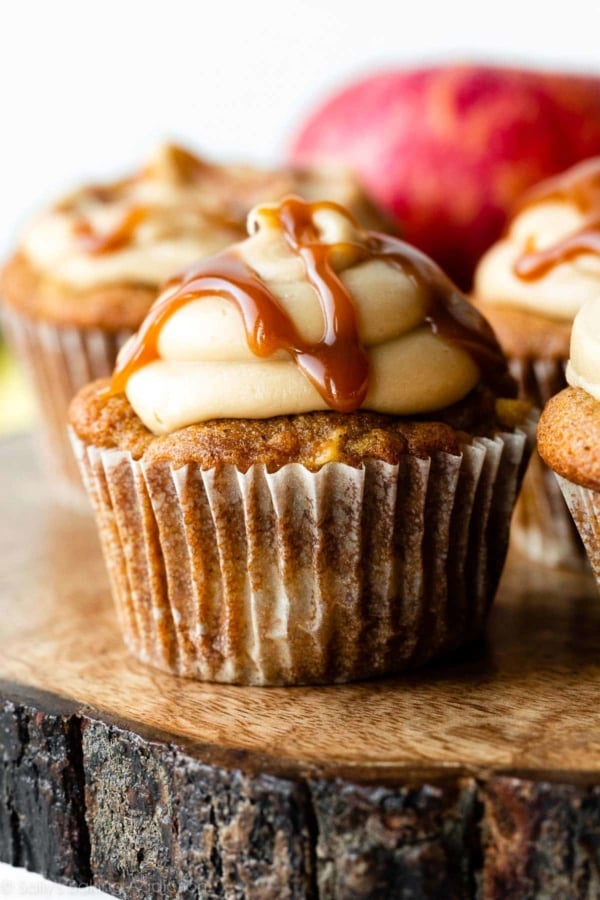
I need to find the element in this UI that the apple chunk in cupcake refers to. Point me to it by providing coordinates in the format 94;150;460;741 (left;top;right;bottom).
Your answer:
70;196;533;686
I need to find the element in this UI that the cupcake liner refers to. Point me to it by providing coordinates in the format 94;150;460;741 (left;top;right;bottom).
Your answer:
508;355;585;569
71;422;533;686
508;356;567;409
556;477;600;581
2;307;132;500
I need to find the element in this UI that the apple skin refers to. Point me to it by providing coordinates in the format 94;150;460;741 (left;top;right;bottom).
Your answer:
289;65;600;289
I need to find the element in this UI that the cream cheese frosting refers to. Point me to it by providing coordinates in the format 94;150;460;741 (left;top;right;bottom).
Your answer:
566;297;600;399
475;157;600;321
475;199;600;321
20;144;385;291
117;198;492;434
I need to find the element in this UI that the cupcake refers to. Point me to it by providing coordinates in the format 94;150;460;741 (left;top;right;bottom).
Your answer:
1;143;387;497
539;297;600;581
69;196;533;686
473;157;600;568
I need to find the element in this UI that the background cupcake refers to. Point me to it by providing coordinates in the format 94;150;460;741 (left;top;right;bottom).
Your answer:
70;196;533;686
539;297;600;581
473;157;600;568
1;143;388;497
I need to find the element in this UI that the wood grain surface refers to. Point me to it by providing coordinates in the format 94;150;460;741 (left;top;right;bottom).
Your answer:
3;434;600;898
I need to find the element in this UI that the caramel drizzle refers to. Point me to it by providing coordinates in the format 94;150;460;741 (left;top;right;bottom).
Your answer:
68;145;252;256
111;198;369;411
111;196;508;411
514;158;600;280
73;206;149;255
371;234;508;390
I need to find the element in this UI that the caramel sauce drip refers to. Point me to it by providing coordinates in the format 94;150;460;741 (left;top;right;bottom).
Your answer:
371;233;508;391
73;206;148;256
514;158;600;280
111;196;509;410
68;145;258;256
111;198;369;411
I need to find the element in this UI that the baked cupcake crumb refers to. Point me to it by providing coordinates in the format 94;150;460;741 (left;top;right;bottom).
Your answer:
539;387;600;491
70;380;521;473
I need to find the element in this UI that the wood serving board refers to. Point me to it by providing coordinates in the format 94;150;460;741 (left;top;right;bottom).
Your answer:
2;435;600;899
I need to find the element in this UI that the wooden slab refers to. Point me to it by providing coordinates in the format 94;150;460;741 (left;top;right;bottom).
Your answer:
3;434;600;898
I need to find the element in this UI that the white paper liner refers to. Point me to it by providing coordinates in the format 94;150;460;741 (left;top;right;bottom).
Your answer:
2;307;132;499
508;356;585;569
556;477;600;582
71;422;532;685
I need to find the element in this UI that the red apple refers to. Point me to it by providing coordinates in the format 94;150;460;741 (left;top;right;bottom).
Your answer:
289;64;600;289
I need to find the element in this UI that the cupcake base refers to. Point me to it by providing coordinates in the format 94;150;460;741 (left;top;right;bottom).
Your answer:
2;307;131;500
71;423;532;686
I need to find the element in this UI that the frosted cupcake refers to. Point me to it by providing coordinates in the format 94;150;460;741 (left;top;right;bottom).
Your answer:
539;297;600;581
1;143;387;497
473;157;600;567
69;196;533;685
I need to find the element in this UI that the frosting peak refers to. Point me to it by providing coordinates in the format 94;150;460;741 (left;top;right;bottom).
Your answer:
113;197;508;434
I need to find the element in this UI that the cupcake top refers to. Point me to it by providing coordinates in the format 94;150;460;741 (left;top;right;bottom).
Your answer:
475;157;600;321
109;195;510;435
538;295;600;488
1;144;388;329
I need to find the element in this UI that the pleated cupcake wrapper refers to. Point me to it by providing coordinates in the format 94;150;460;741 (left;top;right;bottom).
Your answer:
556;477;600;582
508;355;584;569
71;422;533;685
2;307;132;499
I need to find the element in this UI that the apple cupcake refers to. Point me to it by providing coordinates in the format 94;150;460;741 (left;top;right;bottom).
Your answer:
539;297;600;581
473;157;600;568
69;196;533;685
1;143;387;498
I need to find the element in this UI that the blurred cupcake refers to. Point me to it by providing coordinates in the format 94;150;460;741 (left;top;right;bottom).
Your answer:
473;157;600;568
1;143;387;498
69;196;533;685
539;297;600;581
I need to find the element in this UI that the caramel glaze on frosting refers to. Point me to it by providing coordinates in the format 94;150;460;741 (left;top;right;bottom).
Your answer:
474;158;600;327
16;144;390;295
111;196;512;434
2;145;393;332
514;158;600;280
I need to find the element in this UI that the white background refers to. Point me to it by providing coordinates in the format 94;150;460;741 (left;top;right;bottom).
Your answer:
2;0;600;896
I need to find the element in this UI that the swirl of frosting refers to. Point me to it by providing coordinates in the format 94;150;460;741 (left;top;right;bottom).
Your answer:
20;144;386;290
112;196;507;434
475;158;600;320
